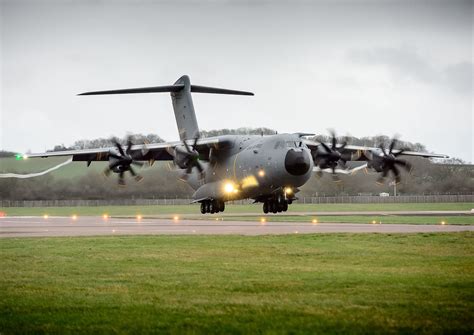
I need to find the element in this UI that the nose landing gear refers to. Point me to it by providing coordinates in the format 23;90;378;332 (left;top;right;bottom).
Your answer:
200;199;225;214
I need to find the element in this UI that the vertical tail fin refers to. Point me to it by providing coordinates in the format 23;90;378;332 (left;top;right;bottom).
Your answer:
78;75;254;140
171;75;199;140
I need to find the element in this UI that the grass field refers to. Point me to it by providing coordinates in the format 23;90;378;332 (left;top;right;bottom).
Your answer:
1;233;473;334
1;203;473;225
1;202;473;216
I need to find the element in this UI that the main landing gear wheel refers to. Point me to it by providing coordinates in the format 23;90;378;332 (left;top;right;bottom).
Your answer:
200;199;225;214
262;198;290;214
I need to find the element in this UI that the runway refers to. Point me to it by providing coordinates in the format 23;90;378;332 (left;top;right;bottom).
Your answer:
1;216;472;237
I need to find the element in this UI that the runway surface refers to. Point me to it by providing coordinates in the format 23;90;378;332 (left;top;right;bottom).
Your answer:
1;216;472;237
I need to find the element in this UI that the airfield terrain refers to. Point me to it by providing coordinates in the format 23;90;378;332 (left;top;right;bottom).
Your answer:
1;203;473;334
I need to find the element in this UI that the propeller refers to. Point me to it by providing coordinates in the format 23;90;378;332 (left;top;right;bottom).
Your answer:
173;134;205;179
104;137;144;186
314;131;351;180
375;138;412;184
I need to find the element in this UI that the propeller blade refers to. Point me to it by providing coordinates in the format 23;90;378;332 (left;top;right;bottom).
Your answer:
395;159;412;172
196;161;204;173
183;140;192;154
126;137;133;155
394;175;401;184
118;172;126;186
392;165;400;178
389;139;397;154
379;144;387;156
103;168;111;177
320;142;332;153
132;161;145;167
186;165;193;174
114;140;125;156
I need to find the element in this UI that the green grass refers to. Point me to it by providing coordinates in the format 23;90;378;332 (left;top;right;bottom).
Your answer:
213;215;474;225
1;233;473;334
1;202;473;217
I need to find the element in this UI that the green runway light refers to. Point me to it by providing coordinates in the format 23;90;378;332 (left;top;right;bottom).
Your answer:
15;154;22;160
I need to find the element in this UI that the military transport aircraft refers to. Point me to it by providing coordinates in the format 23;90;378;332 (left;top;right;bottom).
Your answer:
26;75;448;214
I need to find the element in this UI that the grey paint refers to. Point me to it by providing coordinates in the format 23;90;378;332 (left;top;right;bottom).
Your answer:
171;75;200;140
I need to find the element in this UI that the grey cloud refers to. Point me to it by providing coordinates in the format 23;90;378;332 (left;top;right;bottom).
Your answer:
348;46;472;95
442;62;473;95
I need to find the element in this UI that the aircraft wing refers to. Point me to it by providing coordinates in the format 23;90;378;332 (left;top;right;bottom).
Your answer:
26;137;222;163
302;139;449;160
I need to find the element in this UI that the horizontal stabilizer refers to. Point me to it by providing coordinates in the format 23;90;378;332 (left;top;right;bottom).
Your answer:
78;85;184;96
79;84;254;96
190;85;253;96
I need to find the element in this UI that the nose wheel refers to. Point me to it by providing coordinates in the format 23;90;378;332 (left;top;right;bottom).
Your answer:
200;199;225;214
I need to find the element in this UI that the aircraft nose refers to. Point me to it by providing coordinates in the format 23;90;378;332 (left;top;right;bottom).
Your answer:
285;149;311;176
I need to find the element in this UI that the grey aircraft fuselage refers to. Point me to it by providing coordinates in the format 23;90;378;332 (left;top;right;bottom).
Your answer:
185;133;313;202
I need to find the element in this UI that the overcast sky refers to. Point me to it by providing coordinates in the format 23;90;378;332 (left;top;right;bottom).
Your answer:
1;0;472;161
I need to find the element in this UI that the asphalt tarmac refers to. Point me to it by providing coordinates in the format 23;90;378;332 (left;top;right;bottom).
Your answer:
1;216;472;237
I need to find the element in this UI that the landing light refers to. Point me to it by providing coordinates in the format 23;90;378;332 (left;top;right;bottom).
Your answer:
258;170;265;177
284;187;293;195
224;182;235;194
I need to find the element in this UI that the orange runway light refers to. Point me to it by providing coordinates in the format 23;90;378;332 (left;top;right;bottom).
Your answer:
372;220;376;224
0;211;5;217
312;219;318;224
102;214;108;220
43;214;49;219
71;214;78;220
136;215;143;220
441;221;446;225
260;217;266;224
173;215;179;221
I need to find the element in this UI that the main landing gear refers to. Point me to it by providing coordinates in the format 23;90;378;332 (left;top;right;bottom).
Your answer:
200;199;225;214
262;194;292;214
